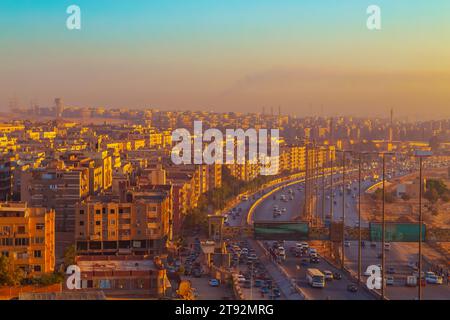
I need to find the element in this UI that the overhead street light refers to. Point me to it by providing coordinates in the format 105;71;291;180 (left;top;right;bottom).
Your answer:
414;150;432;300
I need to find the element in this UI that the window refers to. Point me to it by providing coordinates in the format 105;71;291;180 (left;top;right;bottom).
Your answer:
14;238;29;246
95;210;101;215
110;220;115;225
102;208;106;214
79;221;84;226
17;226;26;234
33;265;42;272
95;221;101;226
36;223;45;231
34;250;42;258
79;210;84;215
110;209;115;214
33;237;44;244
1;251;9;257
1;238;13;246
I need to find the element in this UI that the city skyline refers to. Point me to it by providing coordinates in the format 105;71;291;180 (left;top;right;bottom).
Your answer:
1;0;450;119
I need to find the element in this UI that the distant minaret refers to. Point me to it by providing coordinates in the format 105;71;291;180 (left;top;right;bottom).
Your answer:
278;106;281;127
9;96;18;114
55;98;64;119
329;117;334;145
389;108;394;142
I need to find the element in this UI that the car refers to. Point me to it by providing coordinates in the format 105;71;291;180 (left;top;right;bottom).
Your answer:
209;279;220;287
248;253;258;261
281;207;287;213
323;270;334;281
407;261;418;270
384;243;391;251
344;241;351;247
193;268;202;278
260;286;270;294
271;288;281;298
310;252;318;258
347;284;358;292
309;248;317;255
310;257;320;264
386;276;395;286
254;279;264;287
301;259;309;266
333;272;342;280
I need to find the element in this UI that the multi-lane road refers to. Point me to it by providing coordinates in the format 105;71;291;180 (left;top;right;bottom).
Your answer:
227;171;449;300
250;179;374;300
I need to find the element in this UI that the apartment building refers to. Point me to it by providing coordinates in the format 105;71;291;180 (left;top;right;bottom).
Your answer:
20;160;89;232
0;202;55;275
0;159;12;201
75;187;172;256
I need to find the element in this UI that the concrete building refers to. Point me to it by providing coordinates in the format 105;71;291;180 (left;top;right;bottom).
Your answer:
75;187;172;256
73;255;169;297
0;202;55;276
20;160;89;232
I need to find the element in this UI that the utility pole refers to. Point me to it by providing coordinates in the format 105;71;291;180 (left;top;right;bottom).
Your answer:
381;153;386;300
342;151;346;270
414;150;432;300
358;152;362;285
322;148;326;224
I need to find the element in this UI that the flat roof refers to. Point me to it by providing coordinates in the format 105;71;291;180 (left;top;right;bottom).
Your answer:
77;259;158;272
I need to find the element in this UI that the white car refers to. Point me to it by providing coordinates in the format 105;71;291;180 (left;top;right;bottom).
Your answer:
323;270;333;281
281;207;287;213
238;275;246;283
309;248;317;255
386;276;395;286
426;274;443;284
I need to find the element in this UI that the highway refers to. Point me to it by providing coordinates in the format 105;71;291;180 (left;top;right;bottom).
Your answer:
331;179;450;300
225;170;449;300
251;180;374;300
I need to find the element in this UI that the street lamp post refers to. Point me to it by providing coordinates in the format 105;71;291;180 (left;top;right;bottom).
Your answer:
330;152;334;223
414;150;432;300
418;156;423;301
379;151;394;300
336;150;352;270
342;151;346;270
358;152;362;285
322;148;326;224
381;153;386;300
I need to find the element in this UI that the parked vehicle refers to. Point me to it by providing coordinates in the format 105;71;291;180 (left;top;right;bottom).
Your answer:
347;284;358;292
209;279;220;287
386;276;395;286
406;275;417;287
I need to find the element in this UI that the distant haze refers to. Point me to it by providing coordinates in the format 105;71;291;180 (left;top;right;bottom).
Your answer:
1;0;450;119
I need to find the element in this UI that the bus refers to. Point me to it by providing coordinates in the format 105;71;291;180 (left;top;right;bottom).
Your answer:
306;268;325;288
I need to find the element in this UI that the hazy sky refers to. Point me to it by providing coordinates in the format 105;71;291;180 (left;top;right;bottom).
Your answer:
1;0;450;119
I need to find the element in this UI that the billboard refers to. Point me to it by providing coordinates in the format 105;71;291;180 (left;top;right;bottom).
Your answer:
369;223;426;242
254;221;309;240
